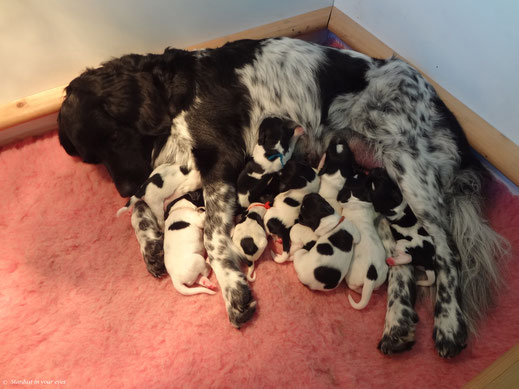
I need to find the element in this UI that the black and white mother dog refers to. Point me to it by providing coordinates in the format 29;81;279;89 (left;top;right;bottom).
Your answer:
57;37;505;358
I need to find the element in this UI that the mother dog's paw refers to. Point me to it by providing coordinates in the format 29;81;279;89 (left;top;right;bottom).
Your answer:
378;323;417;355
226;281;257;328
433;301;468;358
433;319;467;358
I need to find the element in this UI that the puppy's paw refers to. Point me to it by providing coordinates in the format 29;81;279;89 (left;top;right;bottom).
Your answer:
225;280;257;328
378;323;417;355
433;310;467;358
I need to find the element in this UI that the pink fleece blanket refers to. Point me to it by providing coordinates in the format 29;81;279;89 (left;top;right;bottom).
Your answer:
1;129;518;388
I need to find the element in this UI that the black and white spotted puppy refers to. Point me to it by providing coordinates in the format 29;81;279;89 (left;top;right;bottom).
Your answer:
163;190;217;295
232;202;270;281
117;163;201;228
264;160;320;263
237;117;304;210
368;168;436;286
290;193;359;291
130;200;166;278
318;138;356;214
338;172;388;310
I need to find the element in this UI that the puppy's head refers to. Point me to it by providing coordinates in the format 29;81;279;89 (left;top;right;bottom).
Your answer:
298;193;336;232
257;117;303;165
366;168;403;215
278;160;317;193
337;170;370;204
164;189;204;219
319;138;355;177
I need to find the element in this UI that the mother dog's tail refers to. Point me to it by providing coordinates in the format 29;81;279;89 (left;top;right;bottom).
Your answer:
447;164;510;334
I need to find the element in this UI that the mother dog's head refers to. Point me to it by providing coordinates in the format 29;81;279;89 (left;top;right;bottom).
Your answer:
58;50;196;197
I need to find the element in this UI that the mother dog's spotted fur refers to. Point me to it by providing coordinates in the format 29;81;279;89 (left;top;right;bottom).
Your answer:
58;37;506;357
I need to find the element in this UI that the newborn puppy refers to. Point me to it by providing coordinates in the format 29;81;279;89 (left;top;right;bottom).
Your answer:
318;138;356;214
264;160;320;263
290;193;359;291
339;172;388;310
368;168;436;286
117;163;201;228
237;117;304;210
163;190;216;295
232;202;270;281
131;200;166;278
253;117;304;173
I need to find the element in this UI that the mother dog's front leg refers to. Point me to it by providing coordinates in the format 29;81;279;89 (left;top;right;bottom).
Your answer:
378;264;419;354
203;182;256;328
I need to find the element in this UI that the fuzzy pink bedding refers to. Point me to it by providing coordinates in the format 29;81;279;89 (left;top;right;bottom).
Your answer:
1;129;518;388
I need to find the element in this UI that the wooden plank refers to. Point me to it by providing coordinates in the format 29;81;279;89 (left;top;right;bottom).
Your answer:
187;6;332;50
0;86;65;134
0;112;58;147
0;6;332;135
463;343;519;388
328;7;519;186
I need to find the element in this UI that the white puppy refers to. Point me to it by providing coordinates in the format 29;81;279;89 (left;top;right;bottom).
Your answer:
290;193;360;291
163;191;216;296
117;163;201;228
232;203;269;281
339;173;388;310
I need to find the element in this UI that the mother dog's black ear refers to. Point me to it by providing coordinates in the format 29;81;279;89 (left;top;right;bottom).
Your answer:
101;71;172;136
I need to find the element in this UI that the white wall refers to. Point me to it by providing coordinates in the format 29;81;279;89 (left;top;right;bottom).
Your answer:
0;0;330;104
334;0;519;145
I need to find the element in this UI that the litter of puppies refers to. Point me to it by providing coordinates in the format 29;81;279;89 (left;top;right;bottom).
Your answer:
118;117;437;303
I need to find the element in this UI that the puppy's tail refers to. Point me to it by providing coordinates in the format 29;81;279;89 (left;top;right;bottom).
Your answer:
348;278;375;310
246;263;256;282
172;278;216;296
116;196;138;217
446;165;510;334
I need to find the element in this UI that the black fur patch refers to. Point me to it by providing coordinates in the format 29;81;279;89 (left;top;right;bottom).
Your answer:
135;173;164;198
149;173;165;188
390;226;412;242
283;197;300;207
328;229;354;252
246;211;264;228
267;218;291;253
393;206;418;228
367;264;378;281
303;240;316;251
316;243;334;256
417;227;428;236
407;240;436;270
314;266;341;289
168;221;190;231
317;48;369;124
240;237;258;256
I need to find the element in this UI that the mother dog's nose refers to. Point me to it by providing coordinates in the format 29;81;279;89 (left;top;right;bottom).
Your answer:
116;181;137;198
